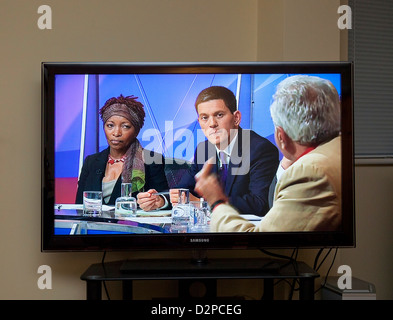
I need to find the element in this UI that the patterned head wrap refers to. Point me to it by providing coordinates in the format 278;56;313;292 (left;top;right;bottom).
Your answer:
100;95;145;135
99;95;146;192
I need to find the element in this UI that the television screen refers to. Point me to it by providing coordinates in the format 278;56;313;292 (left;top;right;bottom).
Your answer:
41;62;354;251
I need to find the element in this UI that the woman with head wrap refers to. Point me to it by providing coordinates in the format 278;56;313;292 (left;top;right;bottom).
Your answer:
75;95;169;210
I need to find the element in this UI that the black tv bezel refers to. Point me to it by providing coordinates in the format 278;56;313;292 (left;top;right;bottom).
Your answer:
41;61;355;252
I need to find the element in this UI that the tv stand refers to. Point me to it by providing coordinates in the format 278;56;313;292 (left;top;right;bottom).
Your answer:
80;257;319;300
190;248;209;265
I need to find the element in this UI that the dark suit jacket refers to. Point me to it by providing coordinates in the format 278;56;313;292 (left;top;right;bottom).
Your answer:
75;147;169;205
176;128;279;216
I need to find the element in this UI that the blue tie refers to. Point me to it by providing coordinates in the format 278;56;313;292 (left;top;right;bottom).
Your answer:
219;151;228;187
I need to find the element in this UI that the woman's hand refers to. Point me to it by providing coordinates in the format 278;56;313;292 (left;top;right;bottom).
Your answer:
137;189;165;211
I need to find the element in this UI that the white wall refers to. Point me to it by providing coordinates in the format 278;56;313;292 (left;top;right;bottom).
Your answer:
1;0;392;300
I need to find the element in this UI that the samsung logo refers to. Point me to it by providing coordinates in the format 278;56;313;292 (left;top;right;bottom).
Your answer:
190;238;210;243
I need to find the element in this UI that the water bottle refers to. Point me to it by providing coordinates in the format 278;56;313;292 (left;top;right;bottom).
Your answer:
115;183;137;217
171;188;190;232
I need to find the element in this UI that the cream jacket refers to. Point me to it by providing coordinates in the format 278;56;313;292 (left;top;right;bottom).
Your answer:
211;136;342;232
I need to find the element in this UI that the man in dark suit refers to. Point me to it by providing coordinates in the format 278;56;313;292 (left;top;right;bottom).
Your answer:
170;86;279;216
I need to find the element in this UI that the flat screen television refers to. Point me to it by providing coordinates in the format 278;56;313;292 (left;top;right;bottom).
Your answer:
41;61;355;252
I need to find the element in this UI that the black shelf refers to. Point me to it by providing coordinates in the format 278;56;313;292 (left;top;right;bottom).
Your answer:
80;258;319;300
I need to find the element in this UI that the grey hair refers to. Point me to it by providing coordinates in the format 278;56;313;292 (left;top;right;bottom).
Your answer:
270;75;341;146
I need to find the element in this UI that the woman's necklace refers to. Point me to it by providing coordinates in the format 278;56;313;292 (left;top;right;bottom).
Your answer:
108;154;127;165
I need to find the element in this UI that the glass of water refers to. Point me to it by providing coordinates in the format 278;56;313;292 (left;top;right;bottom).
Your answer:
189;200;210;232
171;188;190;232
83;191;103;216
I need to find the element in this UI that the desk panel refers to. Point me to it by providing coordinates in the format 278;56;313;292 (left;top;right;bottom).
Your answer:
54;204;261;235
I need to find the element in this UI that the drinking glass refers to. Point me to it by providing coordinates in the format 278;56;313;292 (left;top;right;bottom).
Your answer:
83;191;103;216
189;200;210;232
171;188;190;232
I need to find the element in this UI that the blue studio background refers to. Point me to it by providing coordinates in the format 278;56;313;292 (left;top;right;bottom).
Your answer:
54;73;340;203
